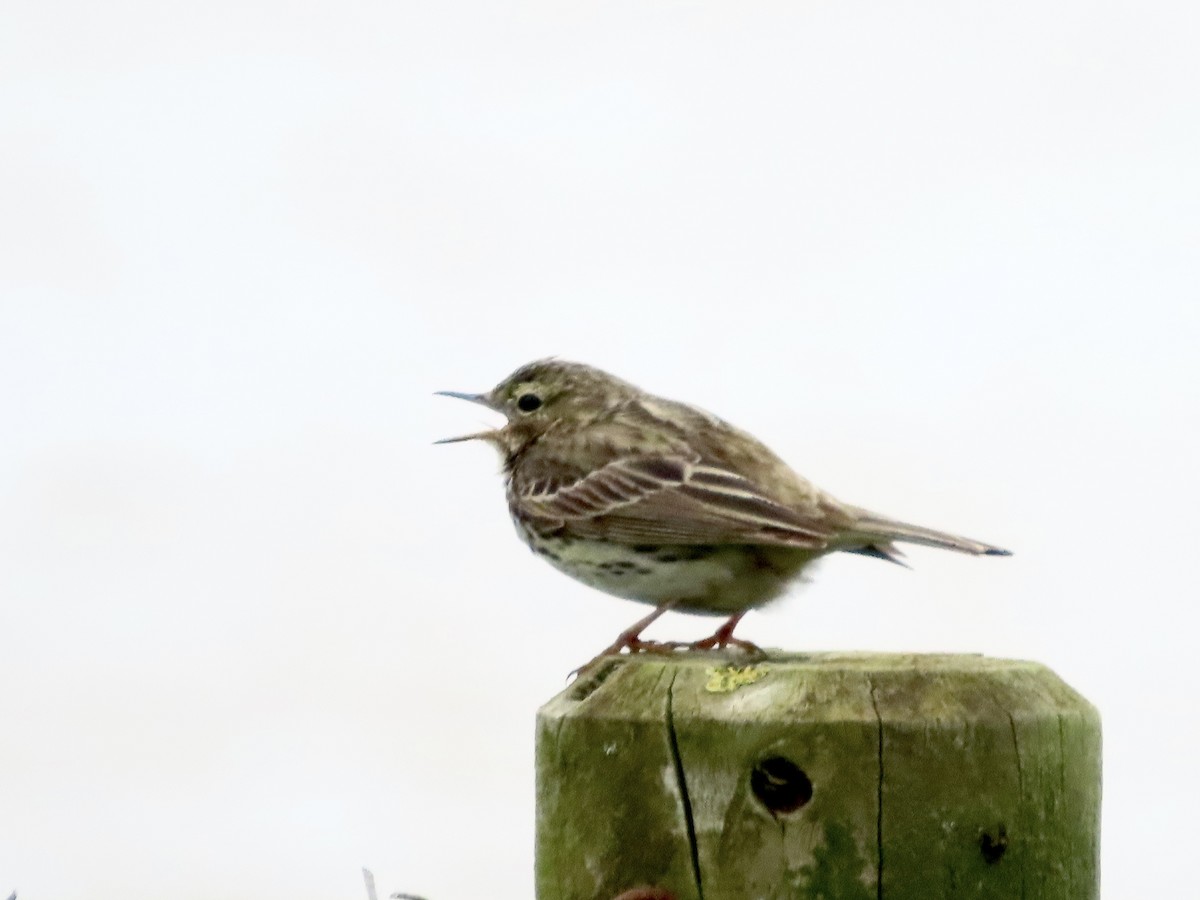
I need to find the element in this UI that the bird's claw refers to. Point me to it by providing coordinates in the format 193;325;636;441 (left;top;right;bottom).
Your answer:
659;635;766;656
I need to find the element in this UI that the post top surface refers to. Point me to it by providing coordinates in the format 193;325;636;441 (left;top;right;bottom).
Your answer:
599;650;1045;673
541;650;1097;724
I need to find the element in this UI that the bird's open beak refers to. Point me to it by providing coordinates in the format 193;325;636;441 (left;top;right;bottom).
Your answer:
434;390;503;445
435;390;494;408
433;430;500;445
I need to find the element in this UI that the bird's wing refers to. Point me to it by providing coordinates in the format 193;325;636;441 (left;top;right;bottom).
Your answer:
514;455;836;549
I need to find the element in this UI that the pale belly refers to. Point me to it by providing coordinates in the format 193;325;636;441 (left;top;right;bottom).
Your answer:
516;523;820;615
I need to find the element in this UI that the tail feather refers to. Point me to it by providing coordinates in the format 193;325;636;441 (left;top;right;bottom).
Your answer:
848;509;1011;557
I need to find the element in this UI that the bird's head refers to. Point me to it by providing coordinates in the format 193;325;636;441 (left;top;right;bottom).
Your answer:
435;358;640;456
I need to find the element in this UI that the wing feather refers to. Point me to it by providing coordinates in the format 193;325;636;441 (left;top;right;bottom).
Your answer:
514;455;834;549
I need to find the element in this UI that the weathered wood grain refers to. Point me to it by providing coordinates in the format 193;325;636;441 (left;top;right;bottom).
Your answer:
536;653;1100;900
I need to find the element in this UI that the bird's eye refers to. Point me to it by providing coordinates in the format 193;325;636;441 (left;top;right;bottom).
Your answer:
517;393;543;412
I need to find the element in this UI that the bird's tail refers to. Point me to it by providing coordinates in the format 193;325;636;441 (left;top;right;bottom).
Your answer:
847;508;1012;557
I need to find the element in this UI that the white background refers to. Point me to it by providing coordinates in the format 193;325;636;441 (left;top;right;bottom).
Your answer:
2;2;1197;898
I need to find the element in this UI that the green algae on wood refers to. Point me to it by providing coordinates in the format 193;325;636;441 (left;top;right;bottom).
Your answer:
535;652;1100;900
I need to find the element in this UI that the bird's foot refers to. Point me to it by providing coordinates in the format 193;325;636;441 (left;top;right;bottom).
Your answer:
579;603;679;666
662;611;765;656
592;631;678;660
670;634;766;655
570;634;674;680
569;614;682;678
569;603;768;678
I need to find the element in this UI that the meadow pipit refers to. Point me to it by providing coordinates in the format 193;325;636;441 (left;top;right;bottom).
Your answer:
437;359;1009;657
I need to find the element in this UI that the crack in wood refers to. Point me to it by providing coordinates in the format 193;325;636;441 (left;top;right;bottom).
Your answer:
868;676;884;900
1058;712;1072;899
665;671;704;900
1003;707;1027;900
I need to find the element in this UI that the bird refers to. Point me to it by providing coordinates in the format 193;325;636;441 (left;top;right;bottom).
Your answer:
436;359;1010;658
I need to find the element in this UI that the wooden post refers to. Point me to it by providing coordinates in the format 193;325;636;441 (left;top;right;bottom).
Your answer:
536;653;1100;900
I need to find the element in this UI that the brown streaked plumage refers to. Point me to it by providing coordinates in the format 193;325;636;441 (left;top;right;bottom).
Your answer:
437;359;1010;657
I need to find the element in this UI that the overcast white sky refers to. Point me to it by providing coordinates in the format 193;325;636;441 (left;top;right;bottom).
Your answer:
2;2;1197;898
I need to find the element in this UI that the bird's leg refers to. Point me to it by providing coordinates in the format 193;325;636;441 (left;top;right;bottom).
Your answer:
570;602;681;678
680;611;764;655
571;602;680;678
596;601;680;656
